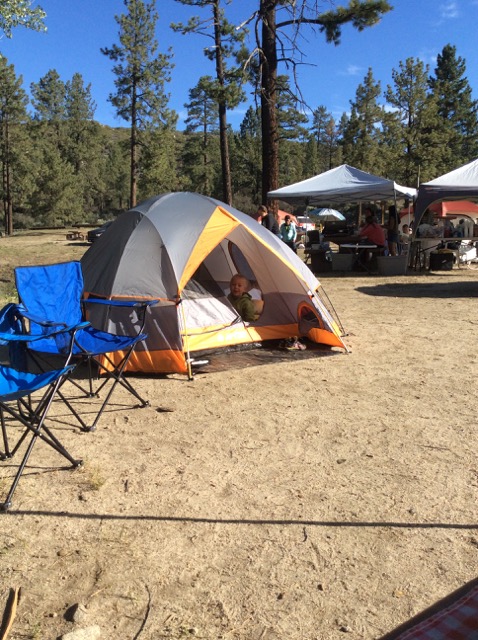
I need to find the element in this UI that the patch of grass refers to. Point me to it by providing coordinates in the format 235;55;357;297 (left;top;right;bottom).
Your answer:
79;462;106;491
29;621;43;639
0;230;89;307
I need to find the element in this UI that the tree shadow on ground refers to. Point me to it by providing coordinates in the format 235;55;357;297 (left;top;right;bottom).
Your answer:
356;280;478;299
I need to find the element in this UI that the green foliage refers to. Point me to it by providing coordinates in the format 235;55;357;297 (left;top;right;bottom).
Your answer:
171;0;246;112
138;125;183;198
0;0;46;38
0;55;29;233
277;75;309;142
30;69;66;123
231;106;262;206
181;76;221;195
184;76;218;134
429;44;478;167
315;1;392;43
310;106;341;174
172;0;247;203
252;0;393;200
0;4;477;229
102;0;174;128
340;68;383;173
28;142;84;225
383;57;448;184
102;0;175;205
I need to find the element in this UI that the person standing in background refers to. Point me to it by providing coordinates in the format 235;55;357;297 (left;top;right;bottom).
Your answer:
261;205;281;237
253;205;267;222
280;215;297;252
400;223;411;254
387;205;400;256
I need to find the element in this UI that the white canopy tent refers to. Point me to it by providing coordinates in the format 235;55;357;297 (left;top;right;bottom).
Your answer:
414;158;478;227
267;164;417;206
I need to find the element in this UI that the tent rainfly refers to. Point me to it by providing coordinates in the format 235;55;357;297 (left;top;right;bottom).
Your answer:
413;158;478;228
81;192;347;375
267;164;417;206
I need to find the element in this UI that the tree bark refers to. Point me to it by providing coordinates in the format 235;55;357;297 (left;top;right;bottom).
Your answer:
2;118;13;235
260;1;279;206
213;0;233;205
130;78;138;208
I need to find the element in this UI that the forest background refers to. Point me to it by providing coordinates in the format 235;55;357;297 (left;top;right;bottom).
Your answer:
0;0;478;235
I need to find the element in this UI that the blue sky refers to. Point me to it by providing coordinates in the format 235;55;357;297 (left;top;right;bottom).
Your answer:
1;0;478;130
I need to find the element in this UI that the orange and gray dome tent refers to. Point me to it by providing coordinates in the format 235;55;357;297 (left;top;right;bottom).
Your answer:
81;192;347;375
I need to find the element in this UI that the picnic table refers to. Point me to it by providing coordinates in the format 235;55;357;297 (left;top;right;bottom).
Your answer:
65;231;84;241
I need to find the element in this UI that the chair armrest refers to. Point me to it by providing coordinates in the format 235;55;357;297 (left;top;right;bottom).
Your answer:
0;321;89;342
81;298;157;337
81;298;158;308
17;307;66;328
16;305;90;334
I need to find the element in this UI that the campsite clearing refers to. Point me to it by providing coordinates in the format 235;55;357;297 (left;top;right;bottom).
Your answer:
0;231;478;639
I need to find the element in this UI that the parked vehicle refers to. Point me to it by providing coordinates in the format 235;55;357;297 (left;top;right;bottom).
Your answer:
87;221;113;243
295;216;316;232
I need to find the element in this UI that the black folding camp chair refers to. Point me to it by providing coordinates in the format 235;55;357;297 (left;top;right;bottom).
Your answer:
14;261;156;432
0;304;82;510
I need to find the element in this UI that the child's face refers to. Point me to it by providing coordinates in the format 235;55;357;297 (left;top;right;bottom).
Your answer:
230;277;248;297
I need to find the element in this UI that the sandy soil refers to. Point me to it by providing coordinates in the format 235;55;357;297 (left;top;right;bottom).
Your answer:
1;264;478;640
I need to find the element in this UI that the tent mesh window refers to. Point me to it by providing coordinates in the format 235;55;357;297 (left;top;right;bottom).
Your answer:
228;242;257;284
185;263;225;298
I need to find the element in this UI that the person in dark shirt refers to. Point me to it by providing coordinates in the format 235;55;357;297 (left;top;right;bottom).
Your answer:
261;206;280;236
387;205;400;256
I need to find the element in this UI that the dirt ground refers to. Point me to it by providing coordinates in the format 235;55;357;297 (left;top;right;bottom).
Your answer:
1;233;478;639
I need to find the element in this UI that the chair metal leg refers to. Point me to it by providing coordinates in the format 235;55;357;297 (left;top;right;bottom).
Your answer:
85;347;149;432
0;378;82;511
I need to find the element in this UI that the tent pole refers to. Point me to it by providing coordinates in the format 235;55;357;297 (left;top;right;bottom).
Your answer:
178;299;193;381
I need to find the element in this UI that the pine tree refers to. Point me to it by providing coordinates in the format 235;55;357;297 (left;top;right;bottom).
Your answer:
102;0;174;207
323;116;341;170
276;76;309;186
232;106;262;209
181;76;220;196
30;69;67;145
248;0;392;203
429;44;478;167
308;105;332;176
0;56;29;234
139;125;181;198
101;134;130;212
383;57;447;185
30;69;91;224
171;0;246;205
340;68;383;173
64;74;114;219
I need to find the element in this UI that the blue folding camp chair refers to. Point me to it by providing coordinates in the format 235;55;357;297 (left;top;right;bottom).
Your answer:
0;304;82;510
14;261;156;432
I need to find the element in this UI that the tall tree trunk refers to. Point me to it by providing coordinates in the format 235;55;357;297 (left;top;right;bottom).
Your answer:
213;1;233;205
130;80;138;208
2;118;13;236
260;0;279;206
2;163;7;236
202;107;209;193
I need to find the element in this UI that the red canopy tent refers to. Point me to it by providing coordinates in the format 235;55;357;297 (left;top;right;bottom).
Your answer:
400;200;478;221
429;200;478;217
277;209;298;224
